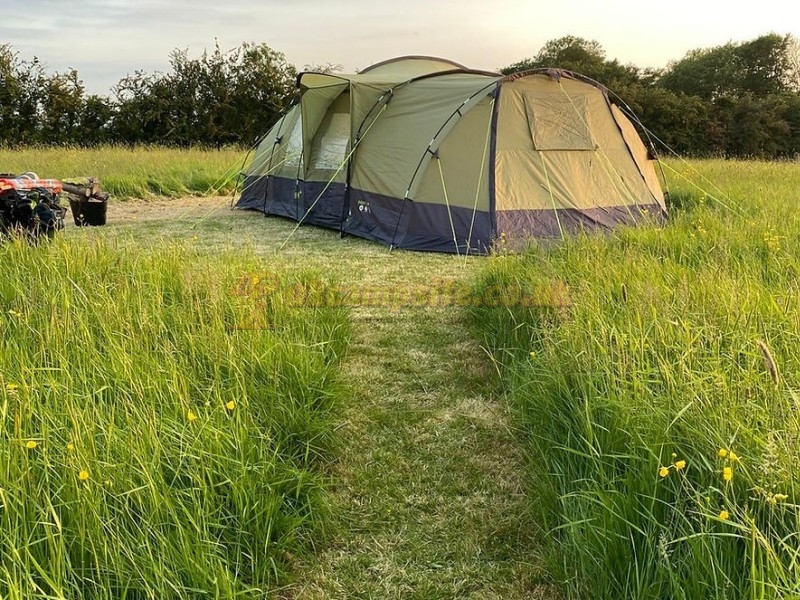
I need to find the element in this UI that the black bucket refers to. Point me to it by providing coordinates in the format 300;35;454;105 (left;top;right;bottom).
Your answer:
69;197;107;226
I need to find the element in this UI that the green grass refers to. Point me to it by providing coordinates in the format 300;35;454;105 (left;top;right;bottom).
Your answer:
0;146;246;199
469;158;800;598
5;149;799;598
0;235;349;598
55;205;552;598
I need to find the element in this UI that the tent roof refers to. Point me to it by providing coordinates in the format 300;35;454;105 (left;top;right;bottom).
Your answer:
298;56;501;91
360;56;470;77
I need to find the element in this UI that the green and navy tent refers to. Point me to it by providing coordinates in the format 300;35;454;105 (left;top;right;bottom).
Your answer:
235;56;666;254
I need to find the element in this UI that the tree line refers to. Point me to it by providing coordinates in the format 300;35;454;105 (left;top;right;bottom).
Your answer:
0;43;298;148
0;34;798;158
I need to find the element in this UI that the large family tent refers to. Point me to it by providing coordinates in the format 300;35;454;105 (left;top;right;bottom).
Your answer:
235;56;666;253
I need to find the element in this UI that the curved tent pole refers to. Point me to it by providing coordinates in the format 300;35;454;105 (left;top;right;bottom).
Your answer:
339;69;491;236
389;80;500;251
464;93;497;257
360;55;473;74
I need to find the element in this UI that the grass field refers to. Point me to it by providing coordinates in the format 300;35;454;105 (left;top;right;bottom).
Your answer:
0;236;349;598
0;146;246;199
470;158;800;598
1;148;799;598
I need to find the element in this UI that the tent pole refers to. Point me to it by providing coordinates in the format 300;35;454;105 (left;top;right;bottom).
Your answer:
280;103;390;251
464;94;496;258
341;89;395;237
390;82;499;250
261;110;291;215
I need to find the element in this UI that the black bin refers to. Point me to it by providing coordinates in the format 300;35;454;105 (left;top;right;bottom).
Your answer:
69;197;107;226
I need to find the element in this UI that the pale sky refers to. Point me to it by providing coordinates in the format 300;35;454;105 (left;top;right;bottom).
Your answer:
4;0;799;95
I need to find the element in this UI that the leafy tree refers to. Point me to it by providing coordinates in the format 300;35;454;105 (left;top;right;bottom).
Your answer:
228;43;298;145
617;84;712;155
111;42;297;146
39;69;85;143
303;63;344;74
660;34;796;99
0;46;47;144
501;36;640;88
112;71;173;144
79;95;115;145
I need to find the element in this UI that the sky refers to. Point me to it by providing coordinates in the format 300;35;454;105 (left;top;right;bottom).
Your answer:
3;0;798;95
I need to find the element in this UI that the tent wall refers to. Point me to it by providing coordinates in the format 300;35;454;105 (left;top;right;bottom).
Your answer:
610;104;666;210
345;75;498;253
393;93;496;253
238;105;304;219
493;74;664;238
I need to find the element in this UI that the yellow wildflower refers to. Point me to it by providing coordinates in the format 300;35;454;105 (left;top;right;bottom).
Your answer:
675;460;686;471
78;470;90;481
729;451;739;462
225;400;236;411
659;466;670;478
723;466;733;482
67;443;75;451
719;509;729;520
187;410;198;423
529;351;536;359
718;448;728;458
25;440;37;450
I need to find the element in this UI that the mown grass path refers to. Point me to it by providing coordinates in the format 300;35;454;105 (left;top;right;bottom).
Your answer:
294;305;547;599
83;199;551;598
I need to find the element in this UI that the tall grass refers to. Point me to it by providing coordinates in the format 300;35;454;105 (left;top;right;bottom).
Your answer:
0;146;247;199
470;159;800;598
0;236;348;598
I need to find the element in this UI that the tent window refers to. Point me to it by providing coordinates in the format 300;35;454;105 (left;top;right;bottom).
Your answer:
284;116;304;167
525;93;594;151
311;97;350;171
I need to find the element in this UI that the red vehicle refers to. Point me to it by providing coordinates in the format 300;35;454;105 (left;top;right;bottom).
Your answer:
0;173;66;238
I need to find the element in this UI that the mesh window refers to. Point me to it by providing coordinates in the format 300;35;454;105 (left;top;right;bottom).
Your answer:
525;93;594;151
